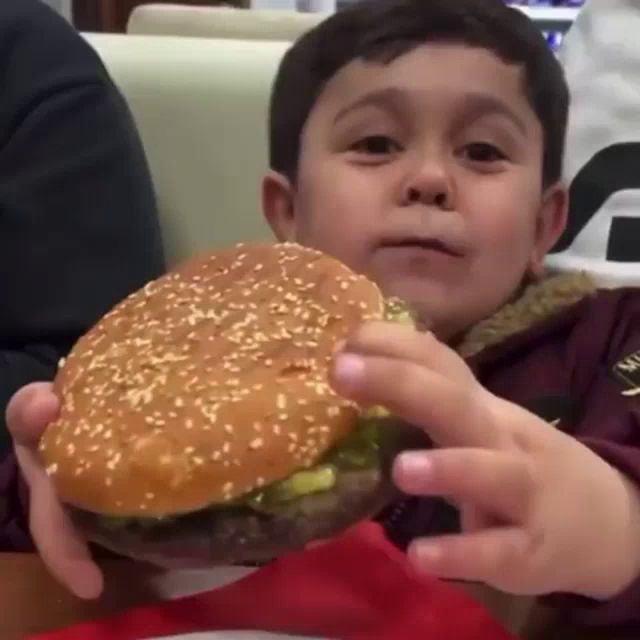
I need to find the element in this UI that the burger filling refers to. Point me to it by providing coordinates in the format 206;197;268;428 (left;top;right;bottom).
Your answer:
95;300;414;532
98;416;391;531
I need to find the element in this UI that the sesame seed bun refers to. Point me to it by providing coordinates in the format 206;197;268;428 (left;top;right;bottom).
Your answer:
40;242;387;519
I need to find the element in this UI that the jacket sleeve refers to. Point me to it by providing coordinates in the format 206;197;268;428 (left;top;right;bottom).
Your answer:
0;453;31;552
548;289;640;626
0;1;165;454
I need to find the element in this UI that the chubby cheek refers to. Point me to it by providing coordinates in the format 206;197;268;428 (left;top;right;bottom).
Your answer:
466;189;538;300
465;173;537;243
293;167;375;273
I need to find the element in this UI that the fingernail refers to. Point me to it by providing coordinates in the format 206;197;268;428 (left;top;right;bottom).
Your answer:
333;353;365;390
396;452;433;477
410;541;442;569
394;453;434;495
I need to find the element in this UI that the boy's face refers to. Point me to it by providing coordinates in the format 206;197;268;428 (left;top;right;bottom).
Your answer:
263;43;567;339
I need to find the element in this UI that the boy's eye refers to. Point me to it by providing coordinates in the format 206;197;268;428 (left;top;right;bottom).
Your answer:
463;142;507;163
351;135;401;155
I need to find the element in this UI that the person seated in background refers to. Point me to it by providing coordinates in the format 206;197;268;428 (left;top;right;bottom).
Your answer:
0;0;165;456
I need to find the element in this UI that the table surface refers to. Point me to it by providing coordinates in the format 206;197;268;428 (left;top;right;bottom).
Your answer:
0;553;631;640
0;553;170;639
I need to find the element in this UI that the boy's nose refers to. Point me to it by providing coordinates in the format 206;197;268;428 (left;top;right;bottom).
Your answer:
401;158;454;210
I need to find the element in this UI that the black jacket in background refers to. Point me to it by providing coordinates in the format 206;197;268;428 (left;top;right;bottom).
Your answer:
0;0;165;451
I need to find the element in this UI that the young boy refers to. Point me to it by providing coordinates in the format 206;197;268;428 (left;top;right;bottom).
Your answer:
6;0;640;631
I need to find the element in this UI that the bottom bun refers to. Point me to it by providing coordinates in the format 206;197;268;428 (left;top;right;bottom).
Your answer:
69;418;424;568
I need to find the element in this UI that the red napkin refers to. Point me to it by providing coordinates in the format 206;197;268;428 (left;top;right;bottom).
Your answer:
29;522;515;640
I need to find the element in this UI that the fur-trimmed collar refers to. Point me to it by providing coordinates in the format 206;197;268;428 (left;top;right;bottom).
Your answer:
457;272;597;359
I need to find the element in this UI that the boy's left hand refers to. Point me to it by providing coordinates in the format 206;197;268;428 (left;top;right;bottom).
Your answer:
331;322;640;600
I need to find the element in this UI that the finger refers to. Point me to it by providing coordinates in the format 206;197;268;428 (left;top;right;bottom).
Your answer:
6;382;58;446
15;448;103;599
341;322;471;382
393;449;533;522
29;474;103;599
408;527;530;587
460;504;500;532
332;353;494;447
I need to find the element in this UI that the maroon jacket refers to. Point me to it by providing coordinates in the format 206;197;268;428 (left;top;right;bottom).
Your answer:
380;283;640;630
2;281;640;629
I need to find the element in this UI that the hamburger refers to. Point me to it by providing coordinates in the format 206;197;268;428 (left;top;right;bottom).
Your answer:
40;242;420;567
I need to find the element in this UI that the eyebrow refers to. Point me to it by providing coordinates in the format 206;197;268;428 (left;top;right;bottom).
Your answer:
332;87;528;136
458;92;528;135
332;87;407;125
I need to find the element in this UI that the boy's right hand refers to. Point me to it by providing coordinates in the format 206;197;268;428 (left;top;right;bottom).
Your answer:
7;383;104;599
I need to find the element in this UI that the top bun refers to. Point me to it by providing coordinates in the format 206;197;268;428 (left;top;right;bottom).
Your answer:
40;243;384;517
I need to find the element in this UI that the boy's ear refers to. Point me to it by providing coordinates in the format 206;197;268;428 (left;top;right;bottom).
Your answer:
262;170;298;242
528;183;569;278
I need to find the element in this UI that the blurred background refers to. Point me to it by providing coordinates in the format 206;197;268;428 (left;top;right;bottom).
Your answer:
43;0;584;49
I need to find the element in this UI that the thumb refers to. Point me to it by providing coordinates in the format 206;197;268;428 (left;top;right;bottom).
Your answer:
6;382;59;447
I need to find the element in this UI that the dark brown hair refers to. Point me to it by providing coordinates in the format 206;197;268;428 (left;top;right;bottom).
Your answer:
269;0;569;188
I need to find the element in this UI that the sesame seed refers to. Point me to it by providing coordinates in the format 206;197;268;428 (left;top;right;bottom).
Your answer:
249;437;264;450
277;394;287;410
224;424;234;434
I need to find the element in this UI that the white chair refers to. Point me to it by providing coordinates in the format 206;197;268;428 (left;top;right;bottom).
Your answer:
84;33;290;267
127;4;324;41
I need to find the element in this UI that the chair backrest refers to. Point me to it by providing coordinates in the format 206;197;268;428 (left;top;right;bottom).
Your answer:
85;33;290;268
127;4;324;41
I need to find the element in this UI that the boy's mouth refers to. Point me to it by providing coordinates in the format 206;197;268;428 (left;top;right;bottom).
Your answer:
379;237;464;258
